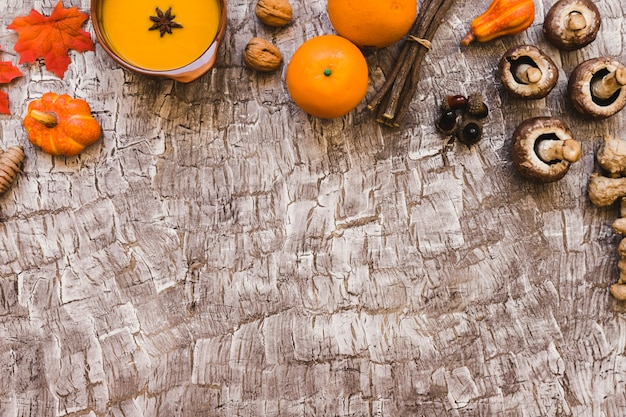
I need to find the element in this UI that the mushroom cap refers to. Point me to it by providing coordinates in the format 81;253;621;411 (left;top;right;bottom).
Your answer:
543;0;601;51
568;57;626;119
498;45;559;100
512;117;577;182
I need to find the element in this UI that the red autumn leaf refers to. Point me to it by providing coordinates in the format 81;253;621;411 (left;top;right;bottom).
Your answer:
0;91;10;116
0;51;23;115
7;1;94;79
0;61;23;84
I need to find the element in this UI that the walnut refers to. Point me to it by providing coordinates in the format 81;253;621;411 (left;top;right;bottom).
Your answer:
255;0;292;27
243;37;283;72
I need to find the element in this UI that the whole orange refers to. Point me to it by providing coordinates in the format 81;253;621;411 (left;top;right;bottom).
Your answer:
327;0;417;48
286;34;368;119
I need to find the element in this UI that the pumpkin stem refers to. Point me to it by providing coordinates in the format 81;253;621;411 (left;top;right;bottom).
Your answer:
29;109;59;128
461;31;476;46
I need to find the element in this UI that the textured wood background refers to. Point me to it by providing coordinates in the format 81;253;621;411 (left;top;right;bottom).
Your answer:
1;0;626;416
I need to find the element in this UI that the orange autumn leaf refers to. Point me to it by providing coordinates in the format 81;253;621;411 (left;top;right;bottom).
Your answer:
7;1;94;79
0;52;23;115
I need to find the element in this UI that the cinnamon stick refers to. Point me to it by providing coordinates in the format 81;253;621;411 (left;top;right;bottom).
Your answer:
368;0;457;127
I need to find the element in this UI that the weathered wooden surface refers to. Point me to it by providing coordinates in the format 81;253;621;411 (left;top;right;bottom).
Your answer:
1;0;626;416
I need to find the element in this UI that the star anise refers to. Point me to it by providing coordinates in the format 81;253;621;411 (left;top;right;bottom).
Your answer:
149;7;183;37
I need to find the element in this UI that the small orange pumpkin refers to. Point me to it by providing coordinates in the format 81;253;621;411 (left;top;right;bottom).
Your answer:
23;92;101;156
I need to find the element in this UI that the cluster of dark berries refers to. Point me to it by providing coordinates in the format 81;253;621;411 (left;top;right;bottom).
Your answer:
436;93;489;146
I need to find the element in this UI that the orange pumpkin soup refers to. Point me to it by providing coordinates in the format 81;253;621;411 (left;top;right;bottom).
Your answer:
96;0;221;71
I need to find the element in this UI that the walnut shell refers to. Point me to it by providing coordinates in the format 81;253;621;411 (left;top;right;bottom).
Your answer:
0;145;24;196
243;37;283;72
255;0;292;27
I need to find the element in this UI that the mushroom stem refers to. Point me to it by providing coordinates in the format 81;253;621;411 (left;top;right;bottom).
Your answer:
514;63;543;84
591;67;626;100
536;138;582;163
588;173;626;206
566;11;587;31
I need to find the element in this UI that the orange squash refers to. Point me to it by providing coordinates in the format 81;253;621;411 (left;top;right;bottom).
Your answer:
461;0;535;46
23;92;101;156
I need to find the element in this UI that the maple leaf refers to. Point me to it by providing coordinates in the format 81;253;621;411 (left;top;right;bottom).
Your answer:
0;53;23;115
7;1;95;79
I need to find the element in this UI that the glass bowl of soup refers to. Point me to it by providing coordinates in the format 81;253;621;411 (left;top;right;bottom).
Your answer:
91;0;227;82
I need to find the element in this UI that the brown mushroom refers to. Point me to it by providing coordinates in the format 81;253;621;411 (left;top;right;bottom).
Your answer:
498;45;559;99
610;283;626;301
512;117;582;182
618;237;626;267
543;0;601;51
596;135;626;177
568;57;626;119
613;218;626;235
587;174;626;207
607;213;626;301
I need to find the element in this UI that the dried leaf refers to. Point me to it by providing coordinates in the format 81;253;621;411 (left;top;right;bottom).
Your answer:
7;1;95;79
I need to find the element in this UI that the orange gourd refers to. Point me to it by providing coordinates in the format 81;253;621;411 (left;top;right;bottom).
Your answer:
461;0;535;46
23;92;101;156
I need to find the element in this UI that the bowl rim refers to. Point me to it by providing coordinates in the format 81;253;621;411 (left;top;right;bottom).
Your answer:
90;0;228;83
